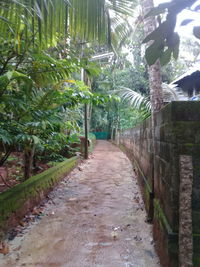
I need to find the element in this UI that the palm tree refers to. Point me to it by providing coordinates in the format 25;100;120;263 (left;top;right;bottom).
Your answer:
141;0;163;112
140;0;163;223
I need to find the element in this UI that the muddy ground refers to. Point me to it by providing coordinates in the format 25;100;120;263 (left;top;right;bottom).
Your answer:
0;141;160;267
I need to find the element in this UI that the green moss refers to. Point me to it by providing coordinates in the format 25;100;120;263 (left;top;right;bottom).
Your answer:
193;234;200;266
154;199;179;265
153;203;200;265
194;255;200;267
154;199;173;234
193;211;200;233
0;156;78;232
144;186;150;202
171;121;200;144
185;143;194;147
132;158;152;192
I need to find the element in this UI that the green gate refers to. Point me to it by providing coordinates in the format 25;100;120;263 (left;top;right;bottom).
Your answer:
92;131;109;140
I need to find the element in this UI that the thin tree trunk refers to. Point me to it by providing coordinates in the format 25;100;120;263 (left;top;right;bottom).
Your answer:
0;147;13;166
88;103;93;133
141;0;163;222
24;145;36;180
111;127;114;140
148;61;163;112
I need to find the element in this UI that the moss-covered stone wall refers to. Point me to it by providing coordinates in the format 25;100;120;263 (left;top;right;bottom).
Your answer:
119;102;200;266
0;156;78;238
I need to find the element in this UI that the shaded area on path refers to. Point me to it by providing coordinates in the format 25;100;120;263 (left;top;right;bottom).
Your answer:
0;141;160;267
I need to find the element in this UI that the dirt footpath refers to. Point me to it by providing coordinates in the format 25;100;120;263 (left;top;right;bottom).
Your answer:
0;141;160;267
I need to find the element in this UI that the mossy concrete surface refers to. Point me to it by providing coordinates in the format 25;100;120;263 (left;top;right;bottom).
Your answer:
0;156;78;238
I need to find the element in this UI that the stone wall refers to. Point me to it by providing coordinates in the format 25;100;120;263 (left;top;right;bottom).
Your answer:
119;102;200;266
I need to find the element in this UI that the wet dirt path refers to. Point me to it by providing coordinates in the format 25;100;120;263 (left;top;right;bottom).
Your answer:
1;141;160;267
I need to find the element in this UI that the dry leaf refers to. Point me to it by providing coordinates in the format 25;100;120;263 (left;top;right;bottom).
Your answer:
0;242;9;255
19;221;26;227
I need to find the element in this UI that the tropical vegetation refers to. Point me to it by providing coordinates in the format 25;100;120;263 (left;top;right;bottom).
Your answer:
0;0;199;191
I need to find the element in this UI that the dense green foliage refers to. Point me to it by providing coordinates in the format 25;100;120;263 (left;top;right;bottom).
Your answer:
0;49;115;179
90;46;150;133
0;0;137;182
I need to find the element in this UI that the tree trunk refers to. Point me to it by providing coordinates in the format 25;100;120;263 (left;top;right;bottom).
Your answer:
141;0;163;112
88;103;92;133
24;145;36;180
148;61;163;112
0;147;13;166
141;0;163;222
111;126;114;140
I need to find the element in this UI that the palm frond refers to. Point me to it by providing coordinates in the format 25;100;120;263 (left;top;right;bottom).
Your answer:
117;86;151;112
162;83;179;101
0;0;135;49
0;0;69;49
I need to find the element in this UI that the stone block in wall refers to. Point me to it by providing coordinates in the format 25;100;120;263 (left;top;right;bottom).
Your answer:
155;123;176;143
155;121;200;144
154;155;179;231
154;141;171;161
172;122;200;144
155;101;200;127
154;103;172;126
176;144;200;214
171;101;200;121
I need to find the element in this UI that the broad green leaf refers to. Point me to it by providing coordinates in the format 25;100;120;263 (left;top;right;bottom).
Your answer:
160;49;172;66
143;21;169;44
145;41;163;66
167;32;180;49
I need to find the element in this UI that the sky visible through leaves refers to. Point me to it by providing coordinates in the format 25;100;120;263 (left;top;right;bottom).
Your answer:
154;0;200;38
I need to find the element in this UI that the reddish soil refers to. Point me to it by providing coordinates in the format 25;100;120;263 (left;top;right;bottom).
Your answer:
0;152;50;193
0;141;160;266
